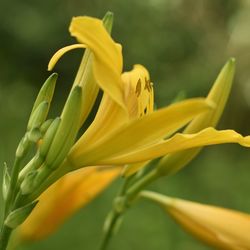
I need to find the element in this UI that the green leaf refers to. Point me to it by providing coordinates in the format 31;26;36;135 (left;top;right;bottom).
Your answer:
4;201;38;229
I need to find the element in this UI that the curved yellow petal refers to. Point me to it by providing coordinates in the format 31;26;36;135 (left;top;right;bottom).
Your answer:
72;93;128;150
70;64;153;166
48;44;100;127
48;44;86;71
142;191;250;250
69;98;213;167
69;16;125;109
100;127;250;164
18;166;121;242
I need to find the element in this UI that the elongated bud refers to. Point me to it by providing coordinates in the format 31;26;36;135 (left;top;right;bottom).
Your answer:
5;201;38;228
21;87;82;194
16;137;29;158
102;11;114;33
40;119;53;135
28;101;49;131
27;128;42;143
30;73;57;116
39;118;61;158
141;191;250;250
18;118;60;184
2;163;10;201
45;86;82;169
157;58;235;175
18;154;43;184
20;171;38;195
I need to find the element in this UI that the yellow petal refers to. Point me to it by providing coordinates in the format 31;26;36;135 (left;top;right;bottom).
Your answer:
72;64;154;164
69;16;125;109
48;44;86;71
142;191;250;250
48;44;100;127
122;161;150;177
157;58;236;175
72;94;129;153
69;98;213;167
18;166;121;242
100;127;250;164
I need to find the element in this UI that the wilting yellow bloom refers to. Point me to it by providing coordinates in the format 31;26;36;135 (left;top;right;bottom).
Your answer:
17;166;120;242
142;191;250;250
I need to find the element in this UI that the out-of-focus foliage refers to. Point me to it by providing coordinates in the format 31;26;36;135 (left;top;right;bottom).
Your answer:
1;0;250;249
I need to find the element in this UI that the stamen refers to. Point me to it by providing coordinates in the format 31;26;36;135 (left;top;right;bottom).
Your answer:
135;79;142;97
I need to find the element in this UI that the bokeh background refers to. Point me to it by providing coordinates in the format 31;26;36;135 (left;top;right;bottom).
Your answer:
1;0;250;249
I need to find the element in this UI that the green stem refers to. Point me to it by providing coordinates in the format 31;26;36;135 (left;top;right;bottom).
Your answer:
99;168;160;250
4;157;22;217
125;168;160;202
0;225;12;250
99;212;120;250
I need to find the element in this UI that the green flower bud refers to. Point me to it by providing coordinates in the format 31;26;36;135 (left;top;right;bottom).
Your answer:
27;101;49;131
45;86;82;169
102;11;114;33
39;118;61;158
30;73;57;117
4;201;38;228
2;163;10;201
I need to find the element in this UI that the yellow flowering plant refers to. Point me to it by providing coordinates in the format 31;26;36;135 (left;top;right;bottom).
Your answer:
1;11;250;250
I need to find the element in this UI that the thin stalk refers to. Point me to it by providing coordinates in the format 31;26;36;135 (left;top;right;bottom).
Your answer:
125;168;160;202
0;226;12;250
99;212;120;250
4;157;22;217
99;168;160;250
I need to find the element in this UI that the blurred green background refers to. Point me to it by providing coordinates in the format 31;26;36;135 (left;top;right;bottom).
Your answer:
1;0;250;249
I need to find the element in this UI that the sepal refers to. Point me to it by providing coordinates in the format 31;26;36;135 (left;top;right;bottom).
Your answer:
2;162;10;201
4;201;38;229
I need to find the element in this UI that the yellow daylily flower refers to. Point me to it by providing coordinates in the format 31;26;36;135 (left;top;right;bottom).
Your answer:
46;16;250;176
142;191;250;250
17;166;121;242
46;15;212;178
16;64;155;243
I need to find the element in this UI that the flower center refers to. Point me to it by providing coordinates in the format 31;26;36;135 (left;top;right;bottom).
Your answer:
122;65;154;119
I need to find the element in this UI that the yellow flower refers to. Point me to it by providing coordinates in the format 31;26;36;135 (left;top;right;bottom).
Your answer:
142;191;250;250
50;17;250;170
16;15;250;244
46;16;213;178
17;63;155;242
